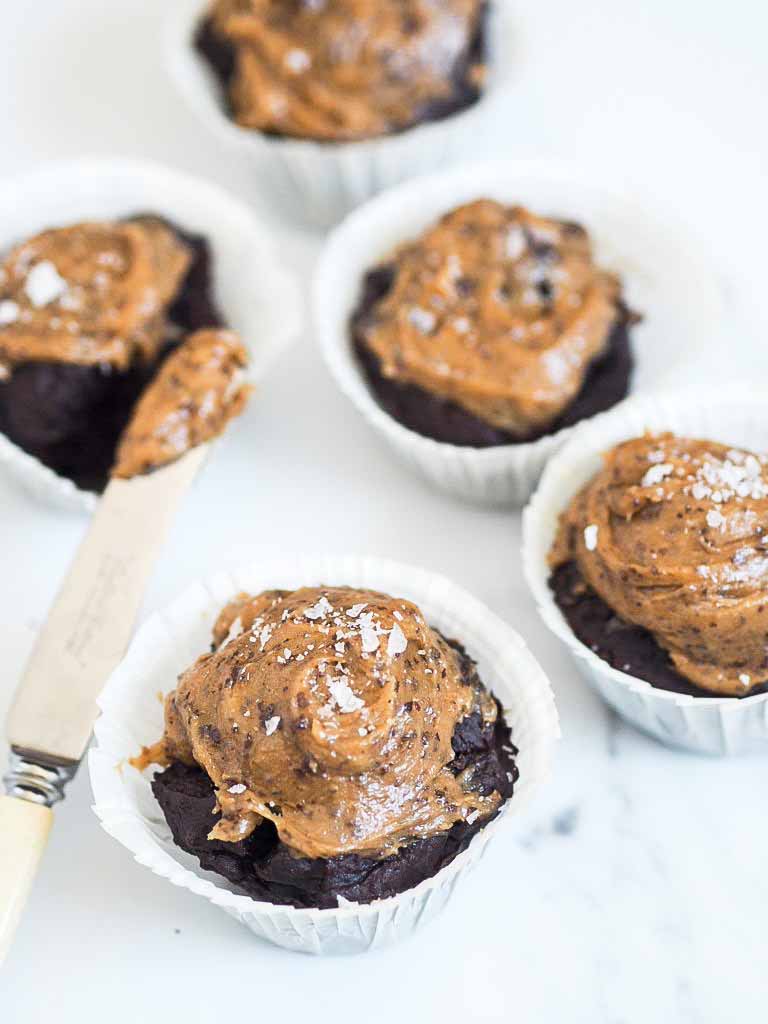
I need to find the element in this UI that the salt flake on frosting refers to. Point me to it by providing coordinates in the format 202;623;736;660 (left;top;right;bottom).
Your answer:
264;716;281;736
305;595;333;620
25;260;67;307
408;306;436;334
641;463;673;487
0;299;19;325
584;524;599;551
387;623;407;657
327;677;364;713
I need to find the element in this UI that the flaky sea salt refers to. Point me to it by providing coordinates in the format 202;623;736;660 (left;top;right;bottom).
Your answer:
387;623;407;657
328;677;364;713
584;524;599;551
264;716;281;736
0;299;19;325
228;783;246;794
305;596;333;620
407;306;436;334
25;260;67;306
641;463;673;487
284;48;311;73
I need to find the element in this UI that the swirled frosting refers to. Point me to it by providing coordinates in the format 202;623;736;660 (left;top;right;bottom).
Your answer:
206;0;486;141
112;328;250;479
136;585;502;859
550;433;768;696
356;200;624;437
0;218;191;377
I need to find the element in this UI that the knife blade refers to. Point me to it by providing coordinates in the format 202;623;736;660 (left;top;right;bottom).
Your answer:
0;442;208;962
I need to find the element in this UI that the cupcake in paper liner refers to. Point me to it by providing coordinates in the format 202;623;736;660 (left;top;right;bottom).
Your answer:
523;388;768;756
314;160;725;507
165;0;516;227
0;158;302;513
90;554;559;955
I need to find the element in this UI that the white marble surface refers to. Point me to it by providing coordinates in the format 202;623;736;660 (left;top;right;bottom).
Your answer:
2;1;768;1020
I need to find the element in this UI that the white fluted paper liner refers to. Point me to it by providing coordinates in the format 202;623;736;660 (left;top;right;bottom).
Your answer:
165;0;516;227
522;387;768;756
314;160;726;507
0;158;302;513
89;554;559;955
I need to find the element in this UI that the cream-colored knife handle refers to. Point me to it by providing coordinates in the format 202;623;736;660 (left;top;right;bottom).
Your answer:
0;795;52;965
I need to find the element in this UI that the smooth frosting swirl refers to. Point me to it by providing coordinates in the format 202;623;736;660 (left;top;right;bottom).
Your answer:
112;328;250;479
550;433;768;696
207;0;485;141
356;200;623;437
0;218;191;376
136;585;501;859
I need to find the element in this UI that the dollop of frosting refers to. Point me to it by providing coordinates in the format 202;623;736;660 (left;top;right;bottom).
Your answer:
136;585;501;859
207;0;485;141
550;433;768;696
0;217;191;378
112;328;250;479
356;200;623;437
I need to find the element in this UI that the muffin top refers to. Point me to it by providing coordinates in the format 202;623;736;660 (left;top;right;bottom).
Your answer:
550;433;768;696
0;218;191;377
112;328;250;479
206;0;486;141
356;200;623;437
137;585;503;859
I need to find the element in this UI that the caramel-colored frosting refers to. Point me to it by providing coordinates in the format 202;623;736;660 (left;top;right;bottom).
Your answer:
112;329;250;479
135;586;502;859
357;201;623;437
208;0;485;142
550;433;768;696
0;218;191;378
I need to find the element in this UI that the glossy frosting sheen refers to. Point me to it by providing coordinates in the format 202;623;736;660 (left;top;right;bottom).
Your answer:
550;434;768;696
0;218;191;377
138;586;502;859
112;328;250;479
357;200;622;437
208;0;485;141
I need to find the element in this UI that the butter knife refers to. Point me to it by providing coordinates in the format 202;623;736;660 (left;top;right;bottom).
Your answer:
0;442;208;962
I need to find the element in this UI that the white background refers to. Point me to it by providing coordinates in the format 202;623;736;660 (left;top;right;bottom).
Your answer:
2;1;768;1021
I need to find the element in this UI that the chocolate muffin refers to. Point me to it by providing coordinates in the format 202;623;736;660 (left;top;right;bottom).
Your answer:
196;0;488;142
352;200;636;448
134;585;518;909
549;433;768;699
0;216;229;492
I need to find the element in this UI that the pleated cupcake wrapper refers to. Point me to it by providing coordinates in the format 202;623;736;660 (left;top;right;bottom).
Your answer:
165;0;517;228
0;158;303;514
89;554;560;955
522;387;768;756
313;159;727;506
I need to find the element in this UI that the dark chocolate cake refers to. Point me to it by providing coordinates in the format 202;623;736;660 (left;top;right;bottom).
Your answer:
0;217;224;493
153;692;517;909
550;560;768;700
195;2;488;142
353;263;633;447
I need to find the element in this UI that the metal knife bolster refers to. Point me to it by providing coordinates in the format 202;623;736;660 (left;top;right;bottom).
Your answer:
3;750;78;807
5;445;209;786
